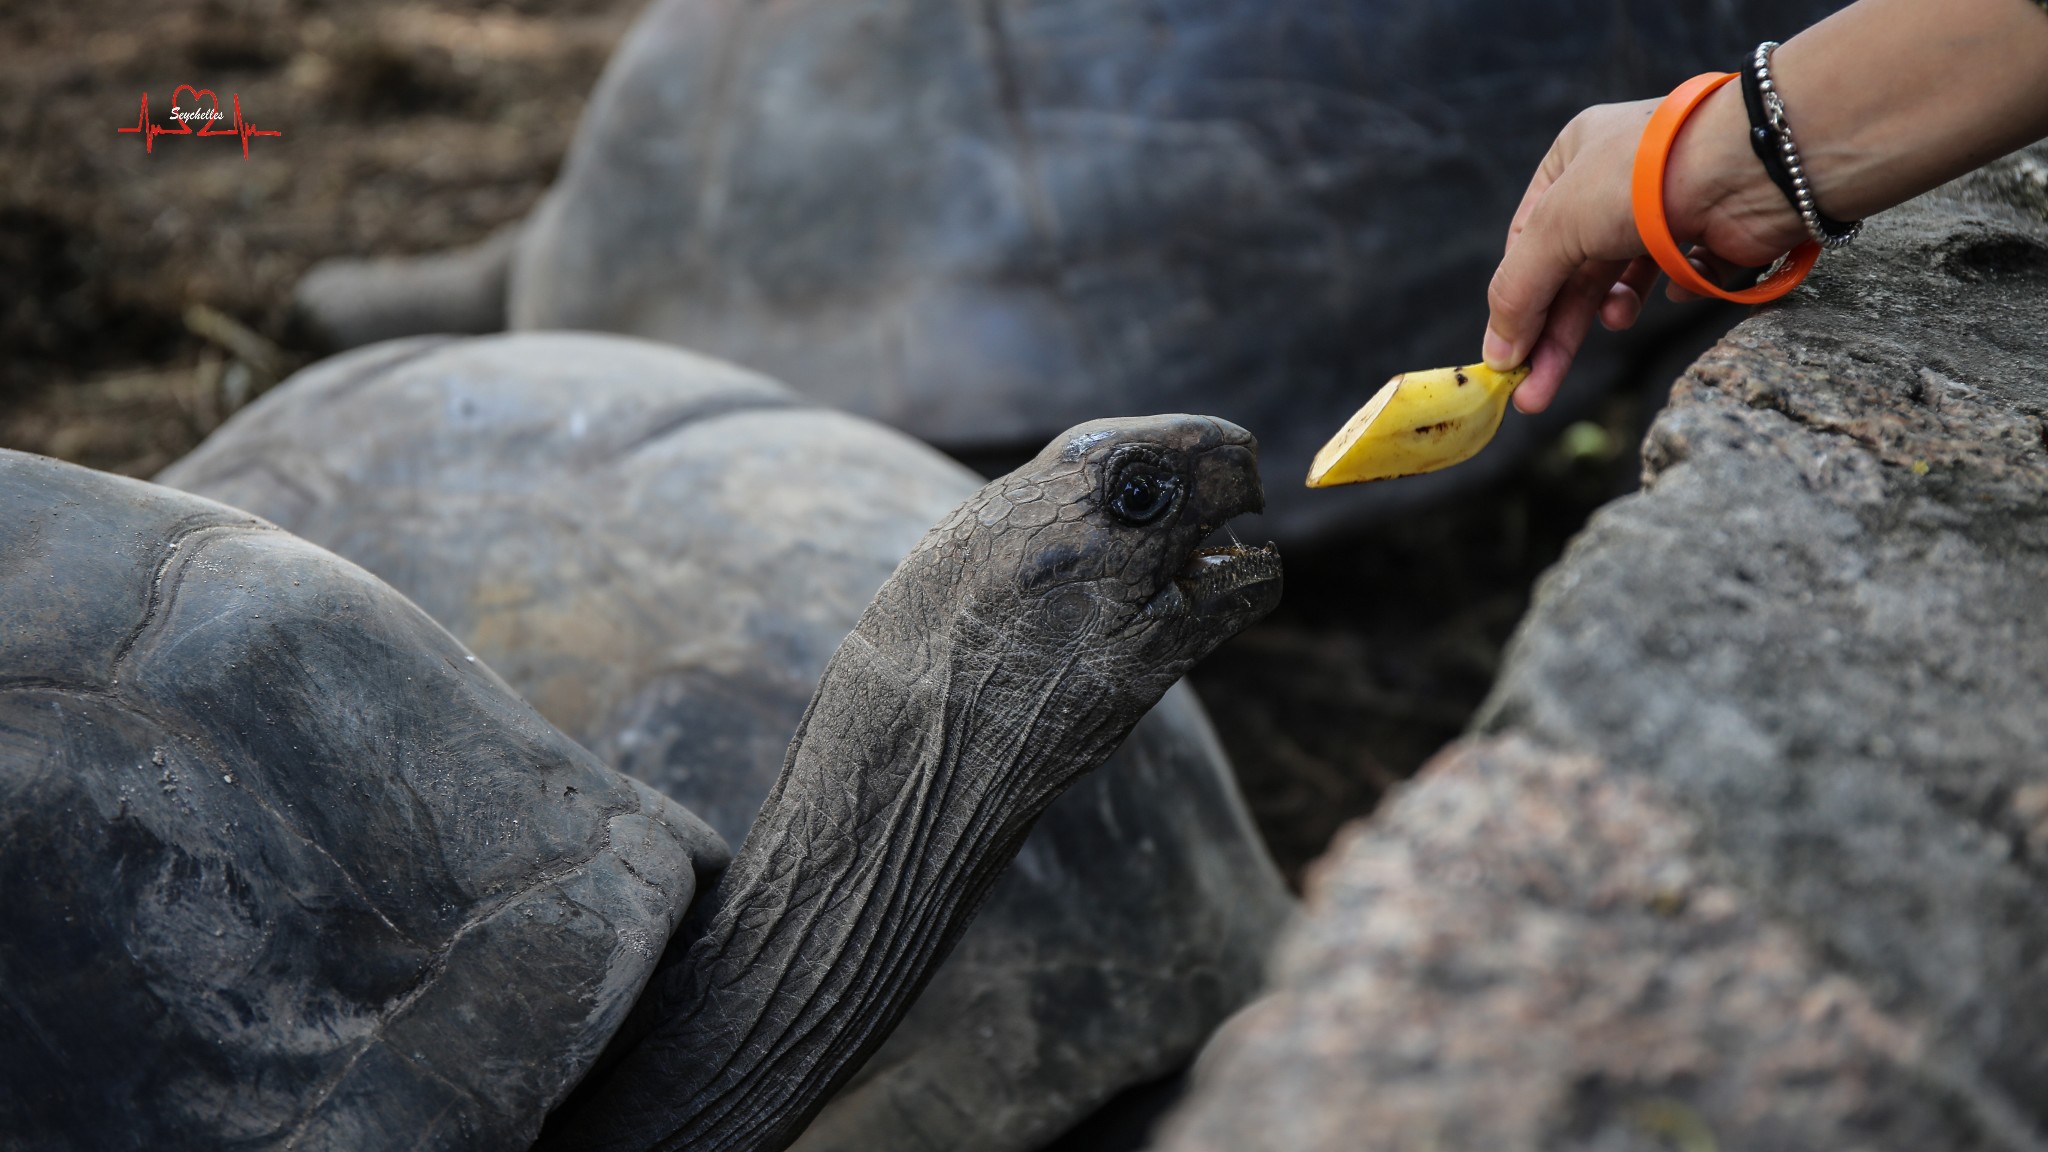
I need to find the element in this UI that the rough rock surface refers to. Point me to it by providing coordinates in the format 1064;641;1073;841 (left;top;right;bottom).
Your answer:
299;0;1845;544
1156;150;2048;1152
0;451;723;1150
161;331;1294;1152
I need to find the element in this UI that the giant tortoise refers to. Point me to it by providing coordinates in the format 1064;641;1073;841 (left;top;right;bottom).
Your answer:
0;390;1282;1149
156;331;1294;1152
297;0;1851;543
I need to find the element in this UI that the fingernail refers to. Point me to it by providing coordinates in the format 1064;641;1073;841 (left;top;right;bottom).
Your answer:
1482;327;1516;370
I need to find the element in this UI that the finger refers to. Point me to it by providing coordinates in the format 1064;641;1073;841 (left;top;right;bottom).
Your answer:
1617;254;1659;303
1599;256;1660;331
1665;245;1715;303
1599;284;1642;332
1485;195;1589;371
1505;136;1572;256
1695;250;1742;286
1513;260;1624;414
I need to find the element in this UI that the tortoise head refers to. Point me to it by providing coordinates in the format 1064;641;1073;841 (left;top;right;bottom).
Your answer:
880;414;1281;717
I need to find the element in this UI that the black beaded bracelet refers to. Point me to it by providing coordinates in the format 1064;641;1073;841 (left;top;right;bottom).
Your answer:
1741;41;1861;249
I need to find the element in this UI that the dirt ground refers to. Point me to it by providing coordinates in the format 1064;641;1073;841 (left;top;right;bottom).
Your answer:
0;0;1672;888
1;0;632;472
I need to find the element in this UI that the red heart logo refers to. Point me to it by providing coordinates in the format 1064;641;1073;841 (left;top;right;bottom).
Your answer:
167;84;220;135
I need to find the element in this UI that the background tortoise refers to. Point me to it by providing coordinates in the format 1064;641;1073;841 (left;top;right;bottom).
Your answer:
1;390;1281;1148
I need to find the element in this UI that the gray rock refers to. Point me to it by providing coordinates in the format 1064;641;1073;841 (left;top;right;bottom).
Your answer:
161;331;1294;1152
299;0;1848;544
1158;737;1995;1152
1156;148;2048;1151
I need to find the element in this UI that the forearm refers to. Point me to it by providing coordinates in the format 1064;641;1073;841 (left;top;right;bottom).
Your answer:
1675;0;2048;248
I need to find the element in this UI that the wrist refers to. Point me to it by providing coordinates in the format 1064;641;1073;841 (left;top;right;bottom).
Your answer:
1662;81;1809;263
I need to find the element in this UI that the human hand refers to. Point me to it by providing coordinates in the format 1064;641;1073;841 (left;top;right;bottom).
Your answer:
1483;87;1805;414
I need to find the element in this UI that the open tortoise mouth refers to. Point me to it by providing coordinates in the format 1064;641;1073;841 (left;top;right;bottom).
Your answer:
1141;527;1283;623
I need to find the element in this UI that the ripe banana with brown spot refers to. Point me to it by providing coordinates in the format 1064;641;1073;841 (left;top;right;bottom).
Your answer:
1305;362;1531;487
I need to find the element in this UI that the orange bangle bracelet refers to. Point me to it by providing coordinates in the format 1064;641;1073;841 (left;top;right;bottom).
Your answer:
1632;72;1820;304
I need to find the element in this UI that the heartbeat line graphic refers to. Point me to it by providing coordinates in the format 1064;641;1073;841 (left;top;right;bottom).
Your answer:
117;86;281;159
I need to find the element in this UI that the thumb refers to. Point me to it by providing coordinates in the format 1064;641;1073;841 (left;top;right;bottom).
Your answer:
1484;203;1583;371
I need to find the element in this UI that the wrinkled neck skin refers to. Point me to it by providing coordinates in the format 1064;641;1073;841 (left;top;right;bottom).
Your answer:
536;562;1158;1152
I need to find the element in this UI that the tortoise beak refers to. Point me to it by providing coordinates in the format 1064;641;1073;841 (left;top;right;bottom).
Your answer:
1188;442;1265;529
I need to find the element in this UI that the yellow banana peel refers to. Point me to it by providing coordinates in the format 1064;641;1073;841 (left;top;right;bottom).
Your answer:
1305;362;1531;487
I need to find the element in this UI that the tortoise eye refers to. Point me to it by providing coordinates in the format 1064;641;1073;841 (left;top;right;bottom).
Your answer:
1108;466;1179;525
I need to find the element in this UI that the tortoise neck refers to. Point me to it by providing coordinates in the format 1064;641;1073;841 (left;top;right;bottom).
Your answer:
539;598;1111;1152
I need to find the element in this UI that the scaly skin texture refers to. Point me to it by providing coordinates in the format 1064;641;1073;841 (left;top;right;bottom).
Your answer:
537;415;1281;1152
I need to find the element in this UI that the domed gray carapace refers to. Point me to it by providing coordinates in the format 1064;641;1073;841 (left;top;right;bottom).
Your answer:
1;375;1281;1149
158;332;1294;1152
297;0;1851;544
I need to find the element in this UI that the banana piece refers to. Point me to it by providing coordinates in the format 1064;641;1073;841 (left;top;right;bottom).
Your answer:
1305;362;1531;487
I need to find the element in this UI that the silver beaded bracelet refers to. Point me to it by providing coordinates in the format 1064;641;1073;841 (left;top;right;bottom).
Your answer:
1750;41;1862;250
